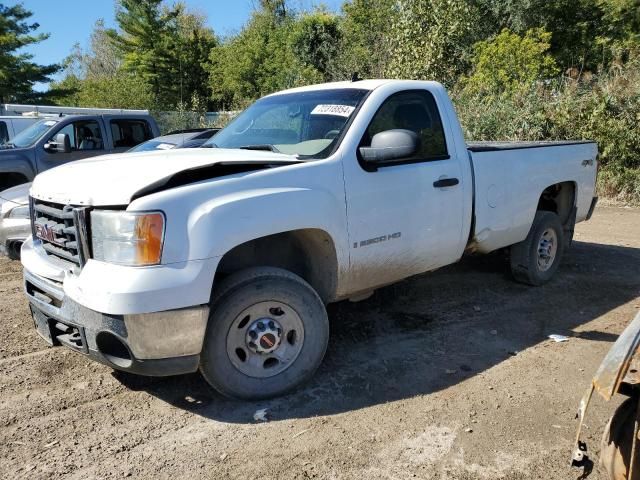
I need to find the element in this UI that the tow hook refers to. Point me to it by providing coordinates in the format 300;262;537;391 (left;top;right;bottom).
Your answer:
571;441;593;479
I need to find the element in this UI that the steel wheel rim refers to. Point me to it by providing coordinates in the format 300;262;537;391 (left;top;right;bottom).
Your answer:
537;228;558;272
226;301;305;378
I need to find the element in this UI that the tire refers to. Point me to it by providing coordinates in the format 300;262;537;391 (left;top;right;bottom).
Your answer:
600;396;639;479
7;240;22;260
510;211;565;286
199;267;329;400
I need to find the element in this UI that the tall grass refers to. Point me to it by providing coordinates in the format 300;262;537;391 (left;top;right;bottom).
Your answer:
453;60;640;204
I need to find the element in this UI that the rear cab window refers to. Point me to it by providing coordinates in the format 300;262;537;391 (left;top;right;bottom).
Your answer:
111;119;153;150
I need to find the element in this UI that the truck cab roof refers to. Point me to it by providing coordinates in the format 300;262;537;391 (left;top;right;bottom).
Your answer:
269;79;392;96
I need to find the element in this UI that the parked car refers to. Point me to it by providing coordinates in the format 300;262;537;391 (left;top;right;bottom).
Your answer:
0;183;29;259
22;79;598;400
572;311;640;480
128;128;219;152
0;113;160;191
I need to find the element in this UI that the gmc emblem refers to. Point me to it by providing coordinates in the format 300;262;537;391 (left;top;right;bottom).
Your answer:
35;223;65;247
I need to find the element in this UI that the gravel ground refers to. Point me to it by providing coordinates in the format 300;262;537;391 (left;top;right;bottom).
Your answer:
1;205;639;479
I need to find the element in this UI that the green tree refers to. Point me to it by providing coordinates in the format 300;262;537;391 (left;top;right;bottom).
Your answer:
172;10;217;108
0;2;61;103
106;0;216;109
335;0;396;79
208;3;317;108
598;0;640;43
461;28;559;94
475;0;606;69
63;20;121;81
386;0;484;85
51;18;154;109
52;71;154;110
291;10;341;81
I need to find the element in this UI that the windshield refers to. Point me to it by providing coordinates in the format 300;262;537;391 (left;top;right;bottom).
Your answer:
128;140;177;152
204;88;369;158
8;119;58;148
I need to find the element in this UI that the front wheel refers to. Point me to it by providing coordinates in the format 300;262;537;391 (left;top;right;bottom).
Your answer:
510;211;565;286
199;267;329;400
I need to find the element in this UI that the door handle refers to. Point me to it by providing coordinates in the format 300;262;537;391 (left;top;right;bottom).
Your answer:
433;178;459;188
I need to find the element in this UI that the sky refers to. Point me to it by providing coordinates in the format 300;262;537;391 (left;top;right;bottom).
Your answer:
21;0;345;90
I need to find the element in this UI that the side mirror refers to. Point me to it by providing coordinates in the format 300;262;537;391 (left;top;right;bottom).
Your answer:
359;129;418;164
45;133;71;154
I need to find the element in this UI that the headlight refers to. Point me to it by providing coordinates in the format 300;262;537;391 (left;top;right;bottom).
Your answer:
8;204;30;219
91;211;165;266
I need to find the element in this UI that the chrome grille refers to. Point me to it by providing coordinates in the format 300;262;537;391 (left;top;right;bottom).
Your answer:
30;198;88;267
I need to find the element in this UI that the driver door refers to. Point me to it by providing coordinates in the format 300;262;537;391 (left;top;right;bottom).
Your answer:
37;119;106;173
342;89;467;293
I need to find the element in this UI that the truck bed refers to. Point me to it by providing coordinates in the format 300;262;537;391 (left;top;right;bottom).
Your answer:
467;140;595;152
468;140;598;254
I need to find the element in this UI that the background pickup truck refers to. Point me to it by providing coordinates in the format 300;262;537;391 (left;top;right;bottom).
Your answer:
0;116;40;144
22;79;598;400
0;113;159;191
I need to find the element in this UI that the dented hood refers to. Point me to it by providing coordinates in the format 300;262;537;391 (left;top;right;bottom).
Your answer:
30;148;299;206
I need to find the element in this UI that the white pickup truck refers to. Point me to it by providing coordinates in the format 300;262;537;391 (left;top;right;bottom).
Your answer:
22;80;598;399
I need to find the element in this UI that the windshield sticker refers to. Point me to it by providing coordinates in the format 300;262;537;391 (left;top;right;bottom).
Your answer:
44;120;57;126
156;143;175;150
311;104;355;117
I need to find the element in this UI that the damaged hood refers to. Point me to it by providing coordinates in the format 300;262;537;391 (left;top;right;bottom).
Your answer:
30;148;300;206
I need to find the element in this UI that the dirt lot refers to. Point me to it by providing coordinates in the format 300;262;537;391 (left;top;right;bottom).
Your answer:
1;205;639;479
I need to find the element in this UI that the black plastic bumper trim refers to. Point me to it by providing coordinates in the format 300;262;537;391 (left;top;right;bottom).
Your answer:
586;196;598;221
89;348;200;376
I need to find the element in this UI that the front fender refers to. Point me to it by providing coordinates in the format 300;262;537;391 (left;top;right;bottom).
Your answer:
189;187;348;261
0;149;36;183
126;159;350;290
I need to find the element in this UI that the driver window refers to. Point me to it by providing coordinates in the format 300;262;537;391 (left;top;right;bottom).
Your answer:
48;120;103;152
51;123;75;150
362;90;448;161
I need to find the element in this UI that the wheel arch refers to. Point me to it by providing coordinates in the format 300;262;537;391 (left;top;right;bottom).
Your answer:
0;172;30;191
537;181;577;226
215;228;340;303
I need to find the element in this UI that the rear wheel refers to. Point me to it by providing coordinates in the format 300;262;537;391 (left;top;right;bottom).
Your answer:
600;396;639;479
199;267;329;400
510;211;564;286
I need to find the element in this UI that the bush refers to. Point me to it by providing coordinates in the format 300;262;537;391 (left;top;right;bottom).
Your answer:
454;59;640;204
462;28;559;95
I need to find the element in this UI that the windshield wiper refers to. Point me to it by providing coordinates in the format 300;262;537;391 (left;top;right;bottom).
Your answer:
239;144;280;153
0;142;15;149
201;143;218;149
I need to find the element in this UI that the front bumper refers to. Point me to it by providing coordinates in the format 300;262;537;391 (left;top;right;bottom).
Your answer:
24;268;209;376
